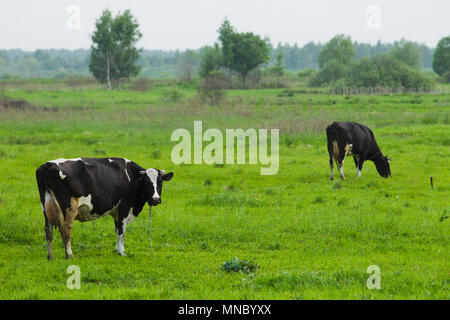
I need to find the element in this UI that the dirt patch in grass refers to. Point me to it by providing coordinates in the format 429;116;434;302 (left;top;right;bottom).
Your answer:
0;98;58;112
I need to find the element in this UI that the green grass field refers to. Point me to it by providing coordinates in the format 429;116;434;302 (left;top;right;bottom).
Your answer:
0;81;448;299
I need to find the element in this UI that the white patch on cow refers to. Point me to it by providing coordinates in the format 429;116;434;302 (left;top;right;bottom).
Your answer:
66;243;73;257
78;194;93;211
339;166;345;179
76;194;95;221
108;158;113;162
48;158;86;165
123;158;131;182
42;191;52;212
76;197;121;222
44;190;52;204
124;167;131;182
124;208;136;225
356;168;361;177
344;143;353;156
59;170;66;180
145;168;160;199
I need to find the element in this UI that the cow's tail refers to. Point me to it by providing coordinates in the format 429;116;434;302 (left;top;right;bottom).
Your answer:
326;123;339;161
36;162;63;228
36;163;49;213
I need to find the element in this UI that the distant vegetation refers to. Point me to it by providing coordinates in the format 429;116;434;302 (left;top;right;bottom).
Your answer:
309;35;438;90
0;10;446;91
432;36;450;83
0;41;437;80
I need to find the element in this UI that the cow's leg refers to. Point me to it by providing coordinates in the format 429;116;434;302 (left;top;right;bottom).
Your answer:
339;156;346;180
44;215;54;260
329;157;335;180
338;143;353;180
339;162;345;180
114;219;121;253
115;215;128;256
327;141;335;180
358;159;364;177
60;197;78;259
354;155;361;177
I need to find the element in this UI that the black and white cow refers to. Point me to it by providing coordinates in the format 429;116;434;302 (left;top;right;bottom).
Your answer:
326;121;391;180
36;157;173;259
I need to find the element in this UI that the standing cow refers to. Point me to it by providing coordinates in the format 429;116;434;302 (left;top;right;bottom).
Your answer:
326;121;391;180
36;158;173;259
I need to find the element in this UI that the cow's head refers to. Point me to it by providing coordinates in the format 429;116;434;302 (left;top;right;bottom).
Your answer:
375;155;391;178
139;169;174;206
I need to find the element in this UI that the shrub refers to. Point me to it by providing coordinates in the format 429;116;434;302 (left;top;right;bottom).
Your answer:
344;55;434;91
442;70;450;83
308;59;350;87
198;45;223;79
297;68;317;78
164;87;183;102
197;70;227;105
221;257;259;274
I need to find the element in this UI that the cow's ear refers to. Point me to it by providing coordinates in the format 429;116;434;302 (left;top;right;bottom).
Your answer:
162;172;174;181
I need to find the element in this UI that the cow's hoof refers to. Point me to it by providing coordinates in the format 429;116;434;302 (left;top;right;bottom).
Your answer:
47;255;54;260
330;176;334;180
118;251;127;256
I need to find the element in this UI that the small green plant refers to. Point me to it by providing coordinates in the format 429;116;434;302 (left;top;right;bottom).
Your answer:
152;149;161;159
438;211;448;222
164;88;183;102
333;182;343;190
221;257;259;274
313;196;325;204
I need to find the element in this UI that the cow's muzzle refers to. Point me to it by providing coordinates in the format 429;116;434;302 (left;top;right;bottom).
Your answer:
150;197;161;206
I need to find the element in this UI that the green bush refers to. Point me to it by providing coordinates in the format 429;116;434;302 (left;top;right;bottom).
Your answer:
297;68;317;78
308;59;350;87
164;87;184;102
442;70;450;83
344;55;434;91
197;70;227;105
221;257;259;274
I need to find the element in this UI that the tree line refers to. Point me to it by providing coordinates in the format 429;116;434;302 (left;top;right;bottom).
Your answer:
0;42;436;80
0;40;438;80
0;10;448;88
308;34;450;90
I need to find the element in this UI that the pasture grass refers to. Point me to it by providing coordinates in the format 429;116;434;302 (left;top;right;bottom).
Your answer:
0;82;448;299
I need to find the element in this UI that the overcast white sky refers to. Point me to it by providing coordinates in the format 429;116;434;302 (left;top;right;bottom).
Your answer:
0;0;449;51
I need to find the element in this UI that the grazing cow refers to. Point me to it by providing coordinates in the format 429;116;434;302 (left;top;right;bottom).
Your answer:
326;121;391;180
36;158;173;259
